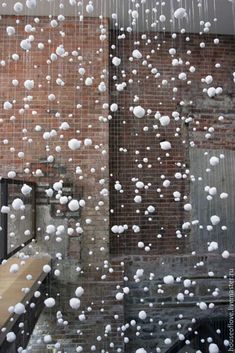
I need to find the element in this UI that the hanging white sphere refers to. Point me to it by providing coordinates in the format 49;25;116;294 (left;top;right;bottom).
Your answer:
160;115;170;126
132;49;142;59
86;3;94;14
6;26;16;36
26;0;37;9
68;199;80;211
14;303;25;315
133;106;145;118
69;298;81;309
6;332;16;342
160;141;172;150
24;80;34;90
75;286;84;297
9;264;20;273
12;198;24;210
163;275;174;284
68;139;81;150
14;2;23;13
21;184;32;195
44;297;56;308
138;310;147;320
112;57;121;66
174;8;187;20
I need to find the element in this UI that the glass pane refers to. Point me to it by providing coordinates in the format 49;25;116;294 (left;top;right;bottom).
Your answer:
7;182;34;255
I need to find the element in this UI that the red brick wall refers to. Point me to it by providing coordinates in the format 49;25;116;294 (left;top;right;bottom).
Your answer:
0;16;110;264
0;17;234;260
109;31;235;256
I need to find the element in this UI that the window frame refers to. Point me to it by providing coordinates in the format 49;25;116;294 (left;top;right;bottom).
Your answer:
0;178;36;261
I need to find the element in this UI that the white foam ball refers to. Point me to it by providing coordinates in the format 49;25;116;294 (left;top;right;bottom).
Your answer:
14;303;25;315
138;242;145;248
43;265;51;273
138;310;147;320
78;67;85;75
208;241;218;252
68;199;79;211
178;72;187;80
160;141;171;150
220;192;228;199
110;103;118;112
20;39;31;51
132;10;139;19
59;196;68;205
44;297;55;308
159;14;166;22
184;203;192;211
177;293;184;301
85;77;93;86
147;205;155;213
205;75;213;84
43;335;52;343
84;138;92;146
68;139;81;150
216;87;223;95
174;8;187;19
136;181;144;189
14;2;23;13
163;180;170;187
26;0;37;9
60;122;70;130
1;206;10;213
12;53;20;61
53;181;62;191
199;302;207;310
6;332;16;342
38;42;44;49
79;199;86;207
209;187;217;195
75;287;84;297
116;292;124;301
24;80;34;90
132;49;142;59
136;269;144;278
10;264;20;273
163;338;172;346
209;156;219;166
207;87;216;98
112;57;121;66
3;101;13;110
133;106;145;118
210;215;220;225
12;198;24;210
169;48;176;55
163;275;174;284
98;82;106;92
134;195;142;203
69;298;80;309
183;279;191;288
222;250;230;259
86;3;94;13
209;343;219;353
21;184;32;195
48;93;56;101
160;115;170;126
8;171;16;178
6;26;15;36
25;24;34;33
135;349;147;353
